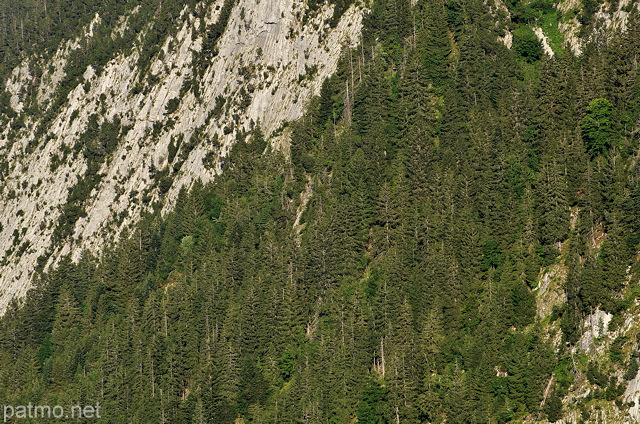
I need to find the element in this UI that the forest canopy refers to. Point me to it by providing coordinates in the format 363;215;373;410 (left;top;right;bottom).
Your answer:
0;0;639;423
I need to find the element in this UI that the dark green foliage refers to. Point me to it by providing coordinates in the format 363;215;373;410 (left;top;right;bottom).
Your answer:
587;362;608;387
481;240;503;271
544;390;563;422
624;358;639;380
579;0;599;27
356;380;389;424
237;355;270;413
513;26;542;61
165;96;180;115
445;0;464;34
609;336;626;363
212;95;227;117
507;0;554;24
417;0;451;86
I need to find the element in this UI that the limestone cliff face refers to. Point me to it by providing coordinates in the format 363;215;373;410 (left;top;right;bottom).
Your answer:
0;0;365;312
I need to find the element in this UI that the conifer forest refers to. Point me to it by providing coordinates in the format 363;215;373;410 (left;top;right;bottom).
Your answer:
1;0;640;422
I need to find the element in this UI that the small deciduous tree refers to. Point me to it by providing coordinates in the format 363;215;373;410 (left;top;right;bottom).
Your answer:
581;98;616;157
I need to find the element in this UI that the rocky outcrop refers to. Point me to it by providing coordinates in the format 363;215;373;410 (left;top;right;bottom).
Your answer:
578;308;612;354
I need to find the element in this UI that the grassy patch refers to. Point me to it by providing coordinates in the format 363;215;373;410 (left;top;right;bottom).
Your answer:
541;10;565;56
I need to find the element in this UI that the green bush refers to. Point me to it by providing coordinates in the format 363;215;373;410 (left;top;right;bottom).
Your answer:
513;26;542;61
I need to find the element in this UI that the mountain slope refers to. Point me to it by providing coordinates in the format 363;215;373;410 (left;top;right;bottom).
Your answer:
0;0;364;312
1;0;640;423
